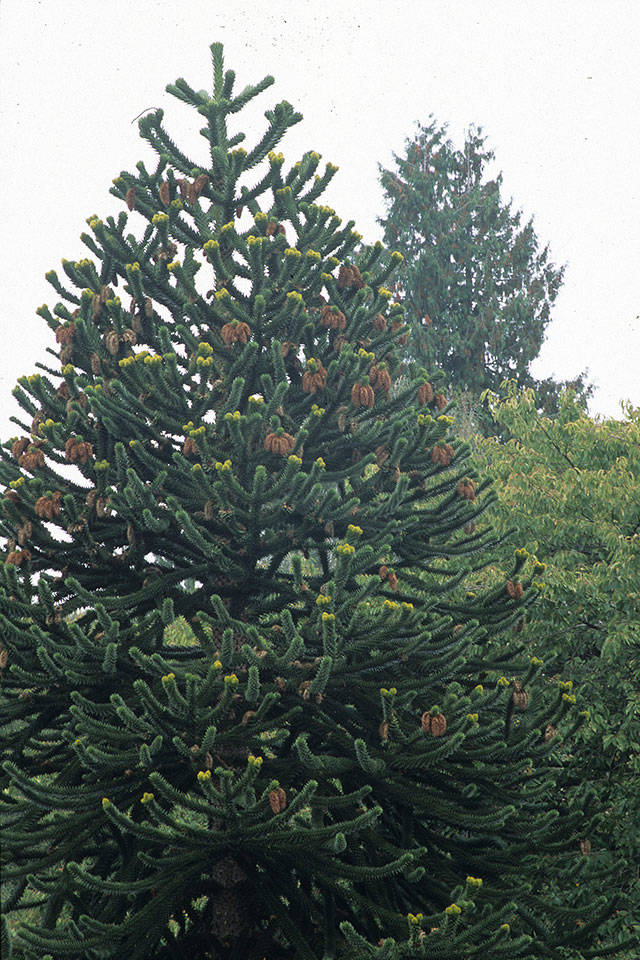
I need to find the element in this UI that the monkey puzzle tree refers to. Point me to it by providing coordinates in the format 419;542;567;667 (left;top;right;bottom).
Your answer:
0;44;630;960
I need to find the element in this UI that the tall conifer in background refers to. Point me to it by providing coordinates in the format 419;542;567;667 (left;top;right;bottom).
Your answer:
378;119;591;426
1;44;630;959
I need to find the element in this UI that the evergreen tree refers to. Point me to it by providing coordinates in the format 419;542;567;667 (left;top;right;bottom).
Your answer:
1;44;629;959
378;119;592;423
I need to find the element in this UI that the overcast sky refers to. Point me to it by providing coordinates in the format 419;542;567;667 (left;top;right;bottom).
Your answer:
1;0;638;439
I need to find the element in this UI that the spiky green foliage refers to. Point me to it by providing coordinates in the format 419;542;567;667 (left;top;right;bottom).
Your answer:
378;118;592;425
0;44;630;960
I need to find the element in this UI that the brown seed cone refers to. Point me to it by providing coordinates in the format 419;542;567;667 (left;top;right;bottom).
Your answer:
65;439;94;465
20;447;45;471
55;322;75;345
11;438;30;460
91;296;103;320
121;328;137;345
430;713;447;737
265;432;295;455
434;393;447;410
417;382;434;405
0;647;8;669
351;265;365;288
456;479;476;501
580;839;591;856
6;549;31;566
379;720;389;741
387;572;398;591
338;264;364;290
105;330;120;356
379;565;389;580
544;723;557;742
277;434;295;455
320;305;347;330
193;173;209;197
369;365;392;396
420;711;431;734
337;265;351;288
90;352;101;375
17;521;33;546
302;364;327;394
95;496;110;518
351;382;375;409
159;181;170;206
372;312;387;332
221;321;251;345
65;438;78;463
513;689;529;711
57;382;71;400
125;187;136;211
183;437;198;457
431;443;455;467
269;786;287;814
506;580;524;600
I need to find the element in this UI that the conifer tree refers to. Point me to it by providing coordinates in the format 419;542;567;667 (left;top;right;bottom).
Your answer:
378;119;592;423
1;44;629;959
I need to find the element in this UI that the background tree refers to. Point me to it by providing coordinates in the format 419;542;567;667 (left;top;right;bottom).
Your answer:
473;386;640;946
1;45;631;960
378;118;591;426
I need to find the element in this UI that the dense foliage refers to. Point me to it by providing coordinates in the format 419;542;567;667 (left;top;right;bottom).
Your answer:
0;45;632;960
474;386;640;944
378;119;591;421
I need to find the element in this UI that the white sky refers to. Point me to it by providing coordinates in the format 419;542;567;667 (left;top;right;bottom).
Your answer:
1;0;639;439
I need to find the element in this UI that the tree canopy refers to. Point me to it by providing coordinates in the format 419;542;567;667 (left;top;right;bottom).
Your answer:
474;386;640;945
378;119;591;419
0;45;632;960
